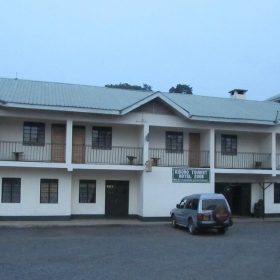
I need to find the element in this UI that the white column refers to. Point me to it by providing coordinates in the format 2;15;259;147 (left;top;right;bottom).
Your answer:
209;129;215;191
66;119;73;170
143;123;149;164
272;132;276;176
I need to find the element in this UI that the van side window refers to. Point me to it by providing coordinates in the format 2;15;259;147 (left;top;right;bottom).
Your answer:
192;199;199;210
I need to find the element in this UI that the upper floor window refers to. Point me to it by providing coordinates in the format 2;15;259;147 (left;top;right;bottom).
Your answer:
274;183;280;204
40;179;58;204
221;134;237;155
23;122;45;146
1;178;21;203
92;127;112;149
166;131;183;153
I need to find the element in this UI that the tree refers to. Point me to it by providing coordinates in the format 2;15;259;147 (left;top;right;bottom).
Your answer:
169;84;193;94
105;83;152;92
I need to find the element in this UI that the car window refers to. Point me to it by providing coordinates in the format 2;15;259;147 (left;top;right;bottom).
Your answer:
192;199;199;210
202;199;227;210
179;198;187;208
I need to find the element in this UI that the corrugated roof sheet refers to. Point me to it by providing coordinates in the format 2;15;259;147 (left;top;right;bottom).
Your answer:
0;78;279;124
163;93;280;123
0;78;154;111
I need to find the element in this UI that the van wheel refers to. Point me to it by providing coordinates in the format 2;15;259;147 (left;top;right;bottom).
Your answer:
188;219;197;235
171;215;177;228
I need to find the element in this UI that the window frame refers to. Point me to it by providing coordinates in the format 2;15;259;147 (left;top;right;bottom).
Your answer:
92;127;112;150
79;180;96;203
1;178;21;203
23;122;45;146
40;179;58;204
274;183;280;204
221;134;237;155
166;131;183;153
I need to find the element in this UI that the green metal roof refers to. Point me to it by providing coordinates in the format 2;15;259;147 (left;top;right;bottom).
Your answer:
0;78;279;125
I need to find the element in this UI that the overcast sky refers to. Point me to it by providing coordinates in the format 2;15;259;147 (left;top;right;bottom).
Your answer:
1;0;280;100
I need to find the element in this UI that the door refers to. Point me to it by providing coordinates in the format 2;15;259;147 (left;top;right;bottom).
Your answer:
189;133;200;167
215;183;251;216
72;126;85;163
51;124;66;162
105;181;129;217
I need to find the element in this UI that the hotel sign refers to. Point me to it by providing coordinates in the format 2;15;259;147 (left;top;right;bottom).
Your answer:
172;168;210;183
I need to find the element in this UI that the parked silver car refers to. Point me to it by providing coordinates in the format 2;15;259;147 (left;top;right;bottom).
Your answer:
170;193;233;234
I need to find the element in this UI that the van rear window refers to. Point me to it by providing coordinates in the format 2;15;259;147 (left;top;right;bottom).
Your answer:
202;199;227;210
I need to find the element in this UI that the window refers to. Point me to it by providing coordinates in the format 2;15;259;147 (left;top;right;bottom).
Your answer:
1;178;21;203
23;122;45;146
92;127;112;149
166;131;183;153
221;134;237;155
79;180;96;203
274;183;280;203
40;179;58;203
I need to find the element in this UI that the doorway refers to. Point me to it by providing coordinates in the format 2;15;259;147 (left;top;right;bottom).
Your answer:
189;133;200;167
72;126;85;163
51;124;66;162
215;183;251;216
105;181;129;217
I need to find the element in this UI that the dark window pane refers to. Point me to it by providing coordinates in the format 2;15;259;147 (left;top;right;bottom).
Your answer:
92;127;112;149
23;122;45;146
166;132;183;153
40;179;58;203
221;135;237;155
79;180;96;203
274;183;280;203
1;178;21;203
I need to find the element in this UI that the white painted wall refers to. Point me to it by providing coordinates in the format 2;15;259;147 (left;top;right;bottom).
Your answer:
141;167;213;217
251;183;262;213
0;168;71;216
71;170;141;215
265;183;280;214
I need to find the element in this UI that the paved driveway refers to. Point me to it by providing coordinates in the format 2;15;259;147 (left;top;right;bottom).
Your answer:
0;223;279;280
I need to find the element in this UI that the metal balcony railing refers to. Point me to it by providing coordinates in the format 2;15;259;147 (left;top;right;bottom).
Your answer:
215;152;271;169
0;141;66;162
72;145;143;165
148;148;210;167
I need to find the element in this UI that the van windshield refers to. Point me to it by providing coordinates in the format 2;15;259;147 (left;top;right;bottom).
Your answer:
202;199;227;210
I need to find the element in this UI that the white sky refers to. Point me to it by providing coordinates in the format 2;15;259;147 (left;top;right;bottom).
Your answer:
0;0;280;100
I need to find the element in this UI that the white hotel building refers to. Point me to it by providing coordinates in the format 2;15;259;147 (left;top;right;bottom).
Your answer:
0;78;280;220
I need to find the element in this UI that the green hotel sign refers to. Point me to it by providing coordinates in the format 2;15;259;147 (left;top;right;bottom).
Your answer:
172;168;210;183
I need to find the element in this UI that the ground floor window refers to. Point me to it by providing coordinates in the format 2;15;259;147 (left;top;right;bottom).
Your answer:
274;183;280;203
79;180;96;203
40;179;58;203
1;178;21;203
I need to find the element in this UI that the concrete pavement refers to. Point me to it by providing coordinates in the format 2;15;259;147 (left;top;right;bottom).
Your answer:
0;216;280;228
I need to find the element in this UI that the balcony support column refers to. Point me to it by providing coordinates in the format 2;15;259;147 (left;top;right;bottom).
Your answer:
142;123;149;164
210;129;215;191
66;119;73;170
272;132;276;176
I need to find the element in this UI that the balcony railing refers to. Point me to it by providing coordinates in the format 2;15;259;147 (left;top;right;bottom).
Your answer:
72;145;143;165
0;141;65;162
149;148;210;167
276;154;280;170
215;152;271;169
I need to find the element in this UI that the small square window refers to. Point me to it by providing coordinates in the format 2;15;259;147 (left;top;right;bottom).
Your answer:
23;122;45;146
92;127;112;149
166;131;183;153
221;135;237;155
79;180;96;203
1;178;21;203
40;179;58;203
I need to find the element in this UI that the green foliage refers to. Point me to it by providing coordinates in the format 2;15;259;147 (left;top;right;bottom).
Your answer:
169;84;193;94
105;83;152;92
